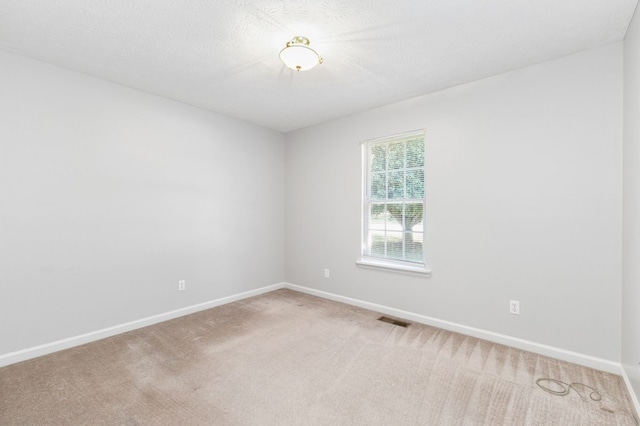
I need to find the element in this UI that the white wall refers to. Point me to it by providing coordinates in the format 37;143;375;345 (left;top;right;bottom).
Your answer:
285;44;623;362
623;6;640;399
0;50;285;356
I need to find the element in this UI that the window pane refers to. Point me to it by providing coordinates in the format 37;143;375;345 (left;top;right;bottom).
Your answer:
370;233;386;257
405;232;423;262
388;142;404;170
369;203;386;230
386;231;403;260
406;138;424;168
406;169;424;199
371;145;386;172
371;172;386;199
404;203;423;231
387;171;404;199
385;203;404;230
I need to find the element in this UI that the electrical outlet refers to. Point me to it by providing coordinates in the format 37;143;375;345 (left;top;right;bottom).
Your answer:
178;280;186;291
324;268;330;278
509;300;520;315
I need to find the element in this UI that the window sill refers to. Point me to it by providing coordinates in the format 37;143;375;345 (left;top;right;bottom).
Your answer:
355;258;432;276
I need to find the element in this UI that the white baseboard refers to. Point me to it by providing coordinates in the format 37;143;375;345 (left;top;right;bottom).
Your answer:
621;365;640;419
284;282;621;375
0;280;624;379
0;282;285;368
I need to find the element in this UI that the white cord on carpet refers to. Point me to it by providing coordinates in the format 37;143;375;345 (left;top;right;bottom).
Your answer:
536;378;639;425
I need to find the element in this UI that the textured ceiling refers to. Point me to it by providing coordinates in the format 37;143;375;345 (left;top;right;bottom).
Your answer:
0;1;638;132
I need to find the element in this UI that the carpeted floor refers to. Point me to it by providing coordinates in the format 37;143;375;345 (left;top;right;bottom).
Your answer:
0;289;637;425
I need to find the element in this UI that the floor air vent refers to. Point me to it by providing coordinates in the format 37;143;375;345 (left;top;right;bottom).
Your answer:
377;316;411;328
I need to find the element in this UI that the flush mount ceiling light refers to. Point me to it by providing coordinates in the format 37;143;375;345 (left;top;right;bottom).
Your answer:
279;36;323;71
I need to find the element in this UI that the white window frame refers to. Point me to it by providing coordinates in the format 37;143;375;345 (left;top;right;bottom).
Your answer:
356;130;430;275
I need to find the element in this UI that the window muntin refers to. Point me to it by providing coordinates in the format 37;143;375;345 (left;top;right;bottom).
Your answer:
362;130;426;270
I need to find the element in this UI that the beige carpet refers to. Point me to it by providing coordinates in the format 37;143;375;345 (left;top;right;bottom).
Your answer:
0;289;637;425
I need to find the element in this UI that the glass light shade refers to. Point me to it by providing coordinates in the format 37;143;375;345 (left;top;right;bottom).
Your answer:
279;36;322;71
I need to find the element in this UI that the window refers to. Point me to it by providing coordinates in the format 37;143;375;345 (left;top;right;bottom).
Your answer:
358;130;429;274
